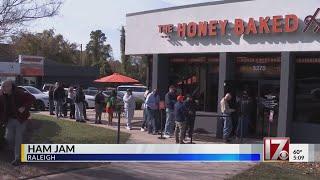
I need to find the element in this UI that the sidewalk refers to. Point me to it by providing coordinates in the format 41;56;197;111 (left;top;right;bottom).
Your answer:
37;109;259;144
38;110;216;144
33;110;257;180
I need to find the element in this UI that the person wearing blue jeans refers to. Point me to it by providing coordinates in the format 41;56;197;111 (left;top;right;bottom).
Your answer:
145;89;160;135
236;115;250;138
220;93;235;143
164;86;176;138
236;91;252;139
164;109;175;137
141;108;148;131
222;114;232;140
141;90;150;131
53;82;65;119
147;108;157;134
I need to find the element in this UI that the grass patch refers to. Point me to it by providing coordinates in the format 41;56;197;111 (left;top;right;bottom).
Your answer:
27;114;130;144
0;114;131;179
231;163;319;180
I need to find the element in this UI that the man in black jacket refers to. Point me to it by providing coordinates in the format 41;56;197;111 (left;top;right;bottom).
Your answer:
95;90;105;124
184;95;196;141
164;85;177;138
53;82;65;119
75;86;86;122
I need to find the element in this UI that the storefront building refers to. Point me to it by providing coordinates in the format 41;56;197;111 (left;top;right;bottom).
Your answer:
0;54;99;89
125;0;320;142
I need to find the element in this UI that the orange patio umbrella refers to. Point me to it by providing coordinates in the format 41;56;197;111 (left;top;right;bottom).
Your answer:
94;73;139;83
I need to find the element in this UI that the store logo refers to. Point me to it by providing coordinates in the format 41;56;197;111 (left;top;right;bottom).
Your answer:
263;137;290;161
303;8;320;33
158;8;320;39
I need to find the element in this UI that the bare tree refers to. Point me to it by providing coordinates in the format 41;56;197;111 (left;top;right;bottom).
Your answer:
0;0;62;40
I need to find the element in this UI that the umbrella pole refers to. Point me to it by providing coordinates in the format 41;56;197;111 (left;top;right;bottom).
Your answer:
117;111;121;144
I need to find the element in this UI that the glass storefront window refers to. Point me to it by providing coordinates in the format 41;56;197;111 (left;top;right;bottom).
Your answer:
169;56;219;112
295;57;320;124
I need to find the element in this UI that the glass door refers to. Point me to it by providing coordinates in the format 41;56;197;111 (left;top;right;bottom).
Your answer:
257;80;280;137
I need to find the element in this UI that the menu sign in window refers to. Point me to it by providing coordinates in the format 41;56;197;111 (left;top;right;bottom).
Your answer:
235;57;281;79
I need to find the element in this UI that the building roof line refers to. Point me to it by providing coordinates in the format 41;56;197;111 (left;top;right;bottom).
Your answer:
126;0;254;17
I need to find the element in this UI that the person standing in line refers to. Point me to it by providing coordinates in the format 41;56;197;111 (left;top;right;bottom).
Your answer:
174;95;187;144
141;89;150;131
236;90;252;139
145;89;160;135
184;94;196;141
48;86;55;115
95;89;105;124
220;93;236;143
123;89;136;130
0;80;35;166
75;86;86;123
53;82;65;119
106;90;116;126
62;84;68;118
83;100;88;121
68;87;76;119
164;85;177;138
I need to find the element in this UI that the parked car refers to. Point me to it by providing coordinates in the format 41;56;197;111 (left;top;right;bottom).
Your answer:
87;87;98;91
63;88;95;109
18;86;49;111
117;85;147;100
84;89;98;96
84;94;95;109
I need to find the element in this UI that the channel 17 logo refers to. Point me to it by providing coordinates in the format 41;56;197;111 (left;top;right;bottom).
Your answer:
263;137;290;161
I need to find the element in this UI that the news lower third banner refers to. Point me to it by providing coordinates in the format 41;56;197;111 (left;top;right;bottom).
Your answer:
20;143;320;163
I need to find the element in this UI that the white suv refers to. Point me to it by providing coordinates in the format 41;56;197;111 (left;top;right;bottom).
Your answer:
117;85;147;100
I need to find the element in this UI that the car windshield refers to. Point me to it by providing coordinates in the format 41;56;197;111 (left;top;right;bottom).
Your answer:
25;86;42;94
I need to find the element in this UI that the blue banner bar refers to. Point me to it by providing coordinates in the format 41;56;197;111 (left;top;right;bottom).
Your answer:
26;154;261;162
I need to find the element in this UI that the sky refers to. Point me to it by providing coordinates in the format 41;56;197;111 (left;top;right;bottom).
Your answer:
30;0;212;60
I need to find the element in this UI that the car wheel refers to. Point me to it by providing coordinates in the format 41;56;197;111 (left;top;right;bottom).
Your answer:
36;100;45;111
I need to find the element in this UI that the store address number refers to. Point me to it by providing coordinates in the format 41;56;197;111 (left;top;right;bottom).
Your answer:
252;65;266;71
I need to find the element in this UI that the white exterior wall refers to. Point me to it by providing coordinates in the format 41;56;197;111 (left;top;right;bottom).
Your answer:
0;62;20;76
126;0;320;55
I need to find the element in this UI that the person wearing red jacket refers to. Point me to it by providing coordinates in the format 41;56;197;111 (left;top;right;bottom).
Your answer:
0;80;35;166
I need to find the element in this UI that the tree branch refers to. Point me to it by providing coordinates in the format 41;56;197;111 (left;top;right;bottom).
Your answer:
0;0;62;40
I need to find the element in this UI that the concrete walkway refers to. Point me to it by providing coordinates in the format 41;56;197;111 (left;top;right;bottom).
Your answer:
38;110;221;144
33;110;257;180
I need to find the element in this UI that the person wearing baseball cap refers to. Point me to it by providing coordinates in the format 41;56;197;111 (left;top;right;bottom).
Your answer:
174;95;187;144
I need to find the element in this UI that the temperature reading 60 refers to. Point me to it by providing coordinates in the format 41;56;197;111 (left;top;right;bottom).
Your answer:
293;150;303;154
